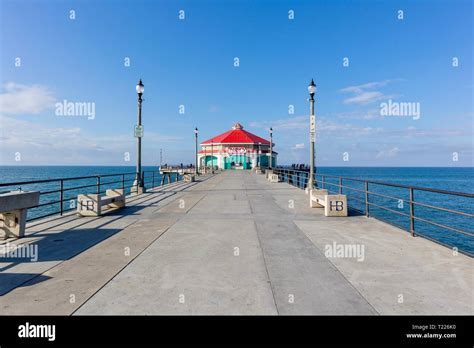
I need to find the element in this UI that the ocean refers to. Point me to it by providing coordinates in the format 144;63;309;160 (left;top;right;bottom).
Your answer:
0;166;472;256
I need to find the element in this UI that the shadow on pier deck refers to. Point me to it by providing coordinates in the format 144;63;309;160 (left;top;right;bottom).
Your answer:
0;171;472;315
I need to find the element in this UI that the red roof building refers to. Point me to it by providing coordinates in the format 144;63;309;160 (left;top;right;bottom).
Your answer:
198;123;277;170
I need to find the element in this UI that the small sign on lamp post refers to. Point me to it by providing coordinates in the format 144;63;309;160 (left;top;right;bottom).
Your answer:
134;125;144;138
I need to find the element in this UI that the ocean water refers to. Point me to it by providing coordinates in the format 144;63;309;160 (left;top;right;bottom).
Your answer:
277;167;473;256
0;166;165;222
0;166;473;256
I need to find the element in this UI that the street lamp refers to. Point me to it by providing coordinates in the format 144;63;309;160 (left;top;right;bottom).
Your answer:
307;79;316;191
194;127;199;175
134;78;145;193
159;148;162;168
258;142;262;167
211;141;214;174
269;127;273;169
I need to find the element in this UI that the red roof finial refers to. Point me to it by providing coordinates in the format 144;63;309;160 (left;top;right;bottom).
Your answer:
232;123;243;130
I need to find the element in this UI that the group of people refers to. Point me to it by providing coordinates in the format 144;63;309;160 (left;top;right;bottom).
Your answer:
160;163;195;169
290;164;309;170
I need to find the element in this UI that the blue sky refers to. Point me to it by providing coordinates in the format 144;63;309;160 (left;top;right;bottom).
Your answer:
0;0;472;166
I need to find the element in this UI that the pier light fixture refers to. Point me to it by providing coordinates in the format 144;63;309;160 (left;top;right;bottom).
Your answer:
269;127;273;169
211;141;214;174
194;127;199;176
204;145;207;174
136;79;145;94
133;78;145;194
307;78;317;191
258;142;262;167
308;79;316;97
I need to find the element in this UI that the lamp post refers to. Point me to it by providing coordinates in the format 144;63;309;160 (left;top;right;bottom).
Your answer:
269;127;273;169
133;79;145;193
258;142;261;167
159;148;162;168
194;127;199;175
211;141;214;174
307;79;316;191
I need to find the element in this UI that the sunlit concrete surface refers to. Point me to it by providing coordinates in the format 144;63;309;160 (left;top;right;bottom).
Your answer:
0;171;472;315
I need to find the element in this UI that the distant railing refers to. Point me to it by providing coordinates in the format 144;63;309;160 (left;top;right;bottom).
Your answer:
273;167;474;257
0;170;183;222
160;165;196;172
160;165;218;174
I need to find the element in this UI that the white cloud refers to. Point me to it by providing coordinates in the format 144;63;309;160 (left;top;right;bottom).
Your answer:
250;113;472;165
0;115;182;164
250;115;383;137
292;143;305;150
343;91;386;105
340;80;398;105
340;80;392;94
375;147;399;159
0;82;57;115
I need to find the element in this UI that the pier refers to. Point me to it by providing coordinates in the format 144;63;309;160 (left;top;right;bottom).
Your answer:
0;171;472;315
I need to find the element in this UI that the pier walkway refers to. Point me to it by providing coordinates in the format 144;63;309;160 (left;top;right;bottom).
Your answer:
0;171;472;315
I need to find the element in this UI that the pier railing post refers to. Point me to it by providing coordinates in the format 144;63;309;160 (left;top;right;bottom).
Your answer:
122;174;125;191
365;181;369;217
152;171;155;189
97;176;100;195
339;177;342;194
60;179;64;215
322;175;325;189
409;188;415;236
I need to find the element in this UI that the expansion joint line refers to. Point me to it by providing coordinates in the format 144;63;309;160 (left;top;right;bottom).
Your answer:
253;220;280;315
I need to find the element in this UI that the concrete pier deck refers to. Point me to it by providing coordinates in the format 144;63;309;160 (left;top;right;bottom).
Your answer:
0;171;472;315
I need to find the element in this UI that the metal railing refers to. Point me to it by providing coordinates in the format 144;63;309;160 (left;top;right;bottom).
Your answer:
160;165;197;172
0;170;183;222
273;167;474;256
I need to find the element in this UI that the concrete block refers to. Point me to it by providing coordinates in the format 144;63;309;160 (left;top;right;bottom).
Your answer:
183;174;195;183
269;174;280;183
0;190;39;238
105;189;125;209
77;194;101;216
309;189;328;208
78;190;125;217
0;191;40;212
0;209;27;238
324;195;348;217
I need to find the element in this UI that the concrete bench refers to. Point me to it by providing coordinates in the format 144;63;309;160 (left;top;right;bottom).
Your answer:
183;174;195;183
77;189;125;217
268;174;280;183
0;190;40;238
310;189;348;217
